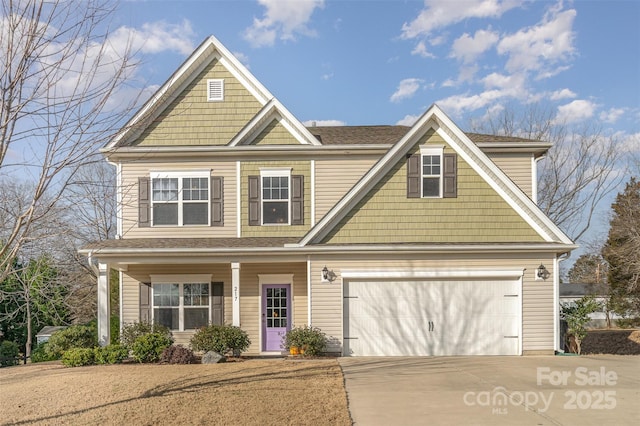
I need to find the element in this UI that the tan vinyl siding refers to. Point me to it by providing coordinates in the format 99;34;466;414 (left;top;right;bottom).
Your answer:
120;161;236;238
323;131;544;244
488;153;534;198
120;262;307;354
251;119;301;145
309;254;556;354
121;264;233;347
314;156;380;222
238;262;308;354
136;59;262;146
240;161;311;237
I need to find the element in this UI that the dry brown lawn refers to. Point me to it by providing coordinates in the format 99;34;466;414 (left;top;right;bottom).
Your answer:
0;359;351;425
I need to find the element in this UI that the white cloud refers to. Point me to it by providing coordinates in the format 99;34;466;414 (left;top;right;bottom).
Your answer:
110;20;195;55
244;0;324;48
436;89;505;115
390;78;425;103
411;40;436;58
550;88;576;101
396;114;420;126
450;29;499;63
599;107;626;124
482;72;526;97
497;5;576;75
554;99;597;124
401;0;521;39
233;51;251;68
303;119;346;126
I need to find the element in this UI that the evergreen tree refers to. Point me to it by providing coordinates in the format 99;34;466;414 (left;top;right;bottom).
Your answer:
602;178;640;317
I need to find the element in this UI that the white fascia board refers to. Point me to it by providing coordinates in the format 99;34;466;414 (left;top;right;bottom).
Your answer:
430;105;573;245
107;35;273;149
298;107;441;246
341;268;525;280
228;98;321;147
79;242;577;257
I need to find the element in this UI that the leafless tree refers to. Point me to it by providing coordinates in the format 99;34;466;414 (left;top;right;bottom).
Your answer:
471;103;624;243
0;0;140;280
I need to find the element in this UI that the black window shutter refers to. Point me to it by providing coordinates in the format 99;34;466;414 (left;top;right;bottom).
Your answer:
211;282;224;325
291;175;304;225
443;153;457;198
406;154;421;198
140;282;151;323
248;175;260;226
138;177;151;227
211;176;224;226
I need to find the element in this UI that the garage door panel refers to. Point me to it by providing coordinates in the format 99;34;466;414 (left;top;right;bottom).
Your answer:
344;279;520;356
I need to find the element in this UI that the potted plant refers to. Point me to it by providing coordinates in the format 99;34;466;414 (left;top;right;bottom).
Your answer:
283;326;327;356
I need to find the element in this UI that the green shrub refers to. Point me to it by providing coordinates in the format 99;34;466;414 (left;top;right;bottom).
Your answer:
94;344;129;364
45;325;97;359
616;317;640;328
30;342;58;363
160;345;196;364
283;326;327;356
120;321;171;351
61;347;95;367
0;341;20;367
190;324;251;356
131;332;173;363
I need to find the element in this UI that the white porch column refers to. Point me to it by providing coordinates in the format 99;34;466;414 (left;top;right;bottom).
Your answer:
97;263;110;346
232;262;240;326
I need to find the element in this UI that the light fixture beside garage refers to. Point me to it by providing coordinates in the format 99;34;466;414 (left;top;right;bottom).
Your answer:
321;266;336;283
536;264;551;281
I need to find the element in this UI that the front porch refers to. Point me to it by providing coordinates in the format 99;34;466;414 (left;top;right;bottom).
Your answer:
96;260;309;355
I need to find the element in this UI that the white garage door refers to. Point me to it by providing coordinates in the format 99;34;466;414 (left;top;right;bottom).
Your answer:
343;279;520;356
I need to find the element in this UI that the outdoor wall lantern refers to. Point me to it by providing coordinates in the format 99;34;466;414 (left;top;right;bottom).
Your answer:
536;264;551;281
321;265;336;283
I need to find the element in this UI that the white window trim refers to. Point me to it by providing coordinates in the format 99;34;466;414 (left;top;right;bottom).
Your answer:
150;274;212;332
260;168;292;226
150;171;210;227
420;146;444;198
207;79;224;101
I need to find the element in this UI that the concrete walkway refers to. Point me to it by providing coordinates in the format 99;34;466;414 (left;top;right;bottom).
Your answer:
339;355;640;425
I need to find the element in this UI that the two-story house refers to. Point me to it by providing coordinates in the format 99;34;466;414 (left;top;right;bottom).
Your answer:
81;36;575;356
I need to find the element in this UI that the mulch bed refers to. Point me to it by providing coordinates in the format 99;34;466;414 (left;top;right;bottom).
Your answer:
581;329;640;355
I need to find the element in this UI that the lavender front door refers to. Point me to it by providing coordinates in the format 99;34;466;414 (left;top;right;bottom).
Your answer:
262;284;291;352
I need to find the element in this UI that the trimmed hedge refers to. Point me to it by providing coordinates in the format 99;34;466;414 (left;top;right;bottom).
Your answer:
131;332;173;363
61;347;95;367
190;324;251;356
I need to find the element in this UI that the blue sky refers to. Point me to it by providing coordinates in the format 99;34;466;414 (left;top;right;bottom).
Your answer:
92;0;638;258
115;0;639;139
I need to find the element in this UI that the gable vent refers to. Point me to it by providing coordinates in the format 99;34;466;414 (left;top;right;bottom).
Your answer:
207;79;224;101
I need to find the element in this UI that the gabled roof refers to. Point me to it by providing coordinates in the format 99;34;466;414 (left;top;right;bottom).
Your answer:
107;36;283;149
297;104;574;247
228;98;321;146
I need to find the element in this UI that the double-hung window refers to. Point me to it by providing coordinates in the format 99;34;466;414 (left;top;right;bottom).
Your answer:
151;172;209;226
151;275;211;331
261;169;291;225
421;147;443;198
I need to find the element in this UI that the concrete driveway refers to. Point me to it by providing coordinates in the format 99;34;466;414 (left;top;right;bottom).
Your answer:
339;355;640;425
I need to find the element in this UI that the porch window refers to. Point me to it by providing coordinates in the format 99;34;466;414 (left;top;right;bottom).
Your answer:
151;172;209;226
152;279;210;331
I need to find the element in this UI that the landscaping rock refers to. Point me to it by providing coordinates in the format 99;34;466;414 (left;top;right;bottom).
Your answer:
202;351;227;364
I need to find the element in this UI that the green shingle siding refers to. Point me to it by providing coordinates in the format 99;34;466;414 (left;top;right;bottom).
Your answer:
322;133;543;244
136;59;263;146
252;120;300;145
